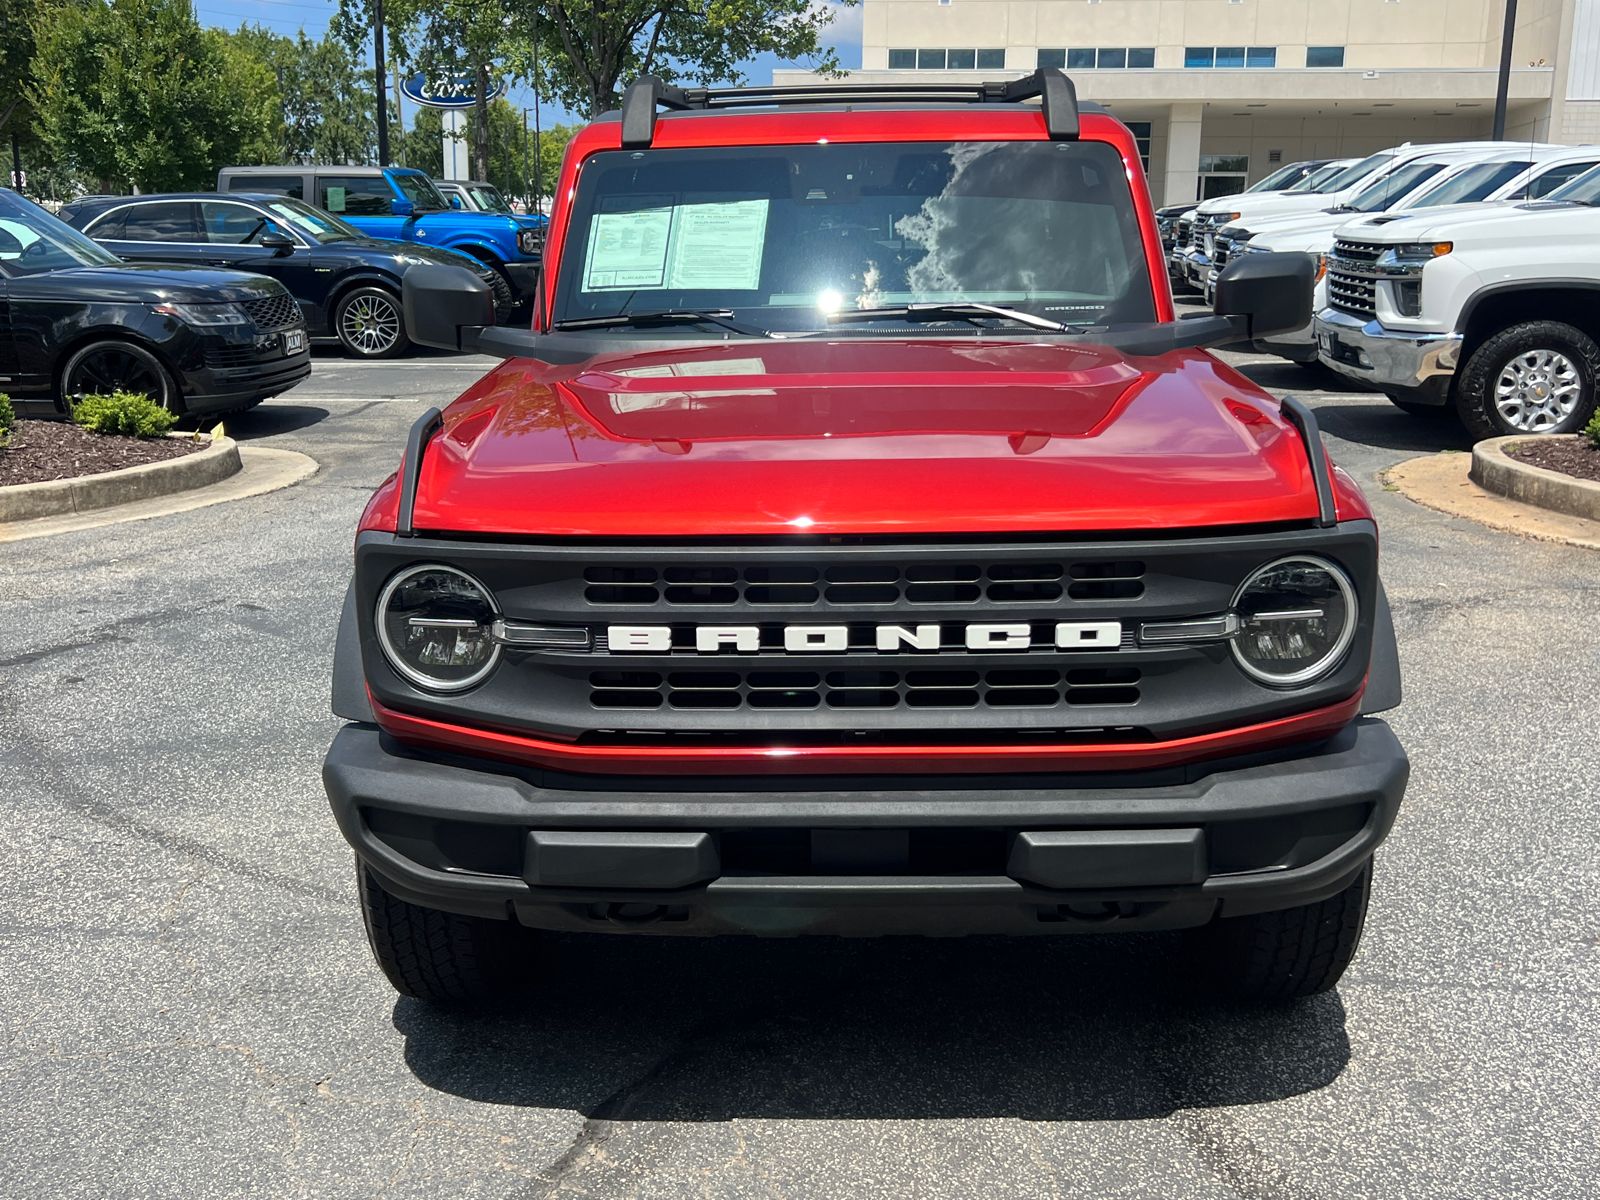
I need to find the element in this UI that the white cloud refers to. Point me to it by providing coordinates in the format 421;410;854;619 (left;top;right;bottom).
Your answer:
811;0;865;50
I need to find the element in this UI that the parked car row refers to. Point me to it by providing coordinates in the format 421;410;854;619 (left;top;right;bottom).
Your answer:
1198;140;1600;437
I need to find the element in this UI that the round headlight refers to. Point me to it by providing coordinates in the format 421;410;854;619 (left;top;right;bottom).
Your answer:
1230;556;1357;687
376;565;501;692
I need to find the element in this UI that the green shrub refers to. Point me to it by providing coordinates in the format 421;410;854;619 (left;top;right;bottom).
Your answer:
0;393;13;448
1586;409;1600;450
71;390;177;438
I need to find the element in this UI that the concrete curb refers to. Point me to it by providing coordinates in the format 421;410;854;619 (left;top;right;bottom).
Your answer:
0;432;241;523
1469;435;1600;523
1384;451;1600;552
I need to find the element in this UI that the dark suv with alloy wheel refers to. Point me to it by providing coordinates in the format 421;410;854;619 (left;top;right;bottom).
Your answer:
60;192;513;359
1;189;309;417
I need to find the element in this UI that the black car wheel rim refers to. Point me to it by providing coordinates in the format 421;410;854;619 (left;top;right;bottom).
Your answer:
67;347;168;408
340;294;401;355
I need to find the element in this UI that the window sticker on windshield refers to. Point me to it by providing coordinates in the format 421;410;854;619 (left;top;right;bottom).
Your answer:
664;199;768;290
268;203;329;235
583;199;674;289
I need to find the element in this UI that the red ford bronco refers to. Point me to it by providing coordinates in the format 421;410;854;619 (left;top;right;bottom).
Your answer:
323;71;1408;1005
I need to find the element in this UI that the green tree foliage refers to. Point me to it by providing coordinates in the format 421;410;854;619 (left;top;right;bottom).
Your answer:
528;0;856;117
29;0;280;191
226;26;377;166
399;106;445;177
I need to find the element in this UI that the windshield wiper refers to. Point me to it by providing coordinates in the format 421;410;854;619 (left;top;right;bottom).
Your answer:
554;308;769;336
826;302;1068;332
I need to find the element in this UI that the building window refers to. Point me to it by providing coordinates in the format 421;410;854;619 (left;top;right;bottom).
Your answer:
1306;45;1346;67
1126;120;1152;172
892;47;1006;70
1036;47;1155;70
1186;46;1276;68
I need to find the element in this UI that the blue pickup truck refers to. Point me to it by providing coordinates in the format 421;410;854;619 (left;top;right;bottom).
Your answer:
217;165;541;302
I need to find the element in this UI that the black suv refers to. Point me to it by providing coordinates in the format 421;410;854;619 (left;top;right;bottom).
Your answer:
60;193;513;359
0;189;308;417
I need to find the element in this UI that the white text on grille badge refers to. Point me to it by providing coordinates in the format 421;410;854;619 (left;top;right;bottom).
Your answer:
608;623;1122;653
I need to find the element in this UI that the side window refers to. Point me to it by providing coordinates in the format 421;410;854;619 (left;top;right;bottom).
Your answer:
200;202;268;244
318;175;392;216
87;208;127;239
231;174;304;200
1528;162;1599;198
118;201;200;242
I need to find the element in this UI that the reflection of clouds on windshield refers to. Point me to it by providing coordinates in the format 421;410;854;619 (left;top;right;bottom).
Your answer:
856;262;883;309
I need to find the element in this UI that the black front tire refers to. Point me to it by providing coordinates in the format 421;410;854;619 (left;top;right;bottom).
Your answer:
357;862;530;1005
1455;320;1600;440
1190;863;1373;1003
59;339;179;412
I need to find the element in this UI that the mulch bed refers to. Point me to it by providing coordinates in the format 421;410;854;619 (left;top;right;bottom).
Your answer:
0;419;202;488
1508;437;1600;485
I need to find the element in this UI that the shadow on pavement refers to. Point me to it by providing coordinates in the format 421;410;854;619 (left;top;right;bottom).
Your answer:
1234;361;1368;395
395;932;1350;1121
1311;402;1476;455
219;404;333;439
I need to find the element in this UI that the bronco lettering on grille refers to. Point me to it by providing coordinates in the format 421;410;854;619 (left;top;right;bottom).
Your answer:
608;622;1123;653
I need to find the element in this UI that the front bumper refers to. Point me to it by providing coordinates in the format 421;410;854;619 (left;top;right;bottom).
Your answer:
1315;309;1462;404
324;717;1408;937
181;347;311;415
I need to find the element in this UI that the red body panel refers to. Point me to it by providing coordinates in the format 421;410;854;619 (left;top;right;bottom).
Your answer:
405;339;1349;537
370;691;1364;777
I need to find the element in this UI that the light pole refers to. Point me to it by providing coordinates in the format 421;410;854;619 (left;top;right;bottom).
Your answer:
1492;0;1518;140
374;0;390;165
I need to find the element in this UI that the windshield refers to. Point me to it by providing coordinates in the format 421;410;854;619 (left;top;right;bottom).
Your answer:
553;140;1155;334
393;173;450;212
1410;160;1529;207
263;196;363;243
0;191;124;275
1345;160;1449;212
1318;152;1397;194
469;185;510;213
1285;162;1347;194
1248;162;1312;193
1547;164;1600;204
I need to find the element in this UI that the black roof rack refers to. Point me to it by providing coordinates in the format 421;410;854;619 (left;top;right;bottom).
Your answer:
618;69;1080;150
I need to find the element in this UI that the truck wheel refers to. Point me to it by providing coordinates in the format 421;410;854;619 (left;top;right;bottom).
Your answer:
334;287;410;359
1191;863;1372;1002
1456;320;1599;439
357;862;528;1004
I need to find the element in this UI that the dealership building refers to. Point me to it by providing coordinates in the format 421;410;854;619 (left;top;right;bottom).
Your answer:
774;0;1600;206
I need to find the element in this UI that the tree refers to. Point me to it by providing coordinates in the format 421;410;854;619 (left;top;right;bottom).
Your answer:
399;106;445;176
1;0;57;190
29;0;280;191
525;0;856;118
228;26;377;165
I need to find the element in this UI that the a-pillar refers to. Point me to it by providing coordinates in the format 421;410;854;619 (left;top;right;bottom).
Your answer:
1160;104;1203;208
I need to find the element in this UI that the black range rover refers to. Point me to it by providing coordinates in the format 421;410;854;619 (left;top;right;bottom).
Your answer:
0;188;309;417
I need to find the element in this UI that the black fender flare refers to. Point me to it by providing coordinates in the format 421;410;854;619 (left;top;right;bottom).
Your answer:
1361;581;1403;715
331;580;375;722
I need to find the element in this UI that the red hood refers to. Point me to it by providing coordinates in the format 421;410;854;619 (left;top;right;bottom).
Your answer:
410;339;1325;537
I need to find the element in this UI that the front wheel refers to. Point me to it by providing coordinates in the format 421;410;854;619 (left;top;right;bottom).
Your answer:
334;286;410;359
60;339;179;411
1189;863;1373;1002
357;862;532;1005
1456;320;1599;440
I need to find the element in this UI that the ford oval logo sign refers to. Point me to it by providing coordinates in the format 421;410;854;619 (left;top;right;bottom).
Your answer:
400;73;506;108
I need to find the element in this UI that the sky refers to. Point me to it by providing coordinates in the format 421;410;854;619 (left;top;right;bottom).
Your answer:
196;0;866;131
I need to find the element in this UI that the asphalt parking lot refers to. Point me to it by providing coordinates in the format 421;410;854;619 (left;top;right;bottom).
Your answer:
3;340;1597;1200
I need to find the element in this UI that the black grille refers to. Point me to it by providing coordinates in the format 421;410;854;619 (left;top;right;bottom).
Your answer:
583;560;1145;607
1175;217;1192;246
241;292;301;331
591;665;1142;712
204;346;259;369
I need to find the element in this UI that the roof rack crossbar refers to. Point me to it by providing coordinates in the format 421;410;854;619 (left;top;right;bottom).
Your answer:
616;69;1080;147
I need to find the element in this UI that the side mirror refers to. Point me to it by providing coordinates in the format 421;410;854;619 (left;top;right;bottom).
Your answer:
449;195;464;209
402;263;496;351
259;231;295;256
1213;251;1316;339
392;198;416;217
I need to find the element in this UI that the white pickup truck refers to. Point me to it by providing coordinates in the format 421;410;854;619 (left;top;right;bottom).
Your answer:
1312;165;1600;437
